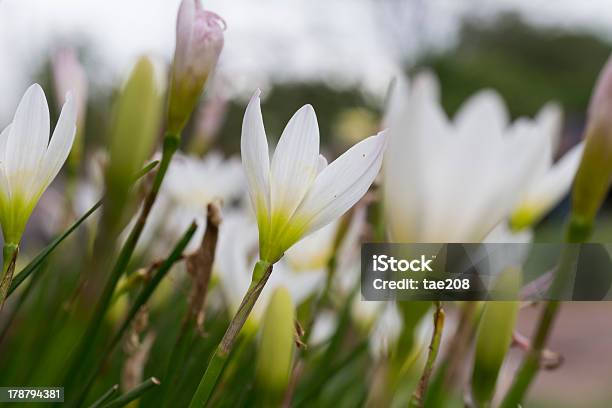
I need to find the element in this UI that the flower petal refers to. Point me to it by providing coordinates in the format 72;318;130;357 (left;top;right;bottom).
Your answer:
241;89;271;224
5;84;50;197
535;103;563;160
0;124;11;199
383;74;450;241
454;90;509;140
293;131;386;236
513;141;585;226
270;104;320;221
36;93;77;196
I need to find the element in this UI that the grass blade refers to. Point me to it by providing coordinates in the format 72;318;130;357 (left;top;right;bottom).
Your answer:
88;384;119;408
8;160;159;296
100;378;160;408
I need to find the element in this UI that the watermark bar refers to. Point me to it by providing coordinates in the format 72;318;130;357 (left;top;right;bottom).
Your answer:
0;387;64;403
361;243;612;301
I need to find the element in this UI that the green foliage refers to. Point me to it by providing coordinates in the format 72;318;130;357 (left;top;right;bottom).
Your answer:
417;13;611;118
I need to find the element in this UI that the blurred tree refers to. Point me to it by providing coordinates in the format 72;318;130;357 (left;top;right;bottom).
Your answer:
416;13;612;119
214;84;381;155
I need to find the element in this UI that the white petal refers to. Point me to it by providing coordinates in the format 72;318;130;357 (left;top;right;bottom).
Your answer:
535;103;563;159
0;124;11;199
5;84;50;196
369;302;403;359
270;104;320;220
383;75;449;242
265;261;325;305
317;154;328;173
454;89;508;140
460;121;550;240
294;131;386;236
36;93;77;196
240;89;271;222
517;141;585;219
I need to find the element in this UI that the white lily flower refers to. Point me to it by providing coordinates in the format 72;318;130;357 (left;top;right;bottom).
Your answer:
384;72;578;243
510;105;584;230
0;84;76;244
242;89;386;263
130;152;245;256
214;212;325;326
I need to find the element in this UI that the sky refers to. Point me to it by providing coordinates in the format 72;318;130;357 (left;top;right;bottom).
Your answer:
0;0;611;123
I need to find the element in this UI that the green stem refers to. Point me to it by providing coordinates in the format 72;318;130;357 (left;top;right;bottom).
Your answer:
63;135;177;393
409;301;445;408
70;222;196;407
0;272;36;345
188;260;273;407
500;242;581;407
0;243;19;312
100;377;160;408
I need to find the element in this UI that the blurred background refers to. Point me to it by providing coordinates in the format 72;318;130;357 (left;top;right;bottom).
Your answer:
1;0;612;406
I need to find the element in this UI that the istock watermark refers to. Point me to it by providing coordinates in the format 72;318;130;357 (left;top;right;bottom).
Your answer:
361;243;612;301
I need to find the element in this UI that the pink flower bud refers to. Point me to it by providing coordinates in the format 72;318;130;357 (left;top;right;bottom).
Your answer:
167;0;225;136
52;48;88;165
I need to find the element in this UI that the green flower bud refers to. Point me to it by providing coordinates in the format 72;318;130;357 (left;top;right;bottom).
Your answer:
256;287;295;403
571;56;612;227
105;57;164;229
471;267;521;407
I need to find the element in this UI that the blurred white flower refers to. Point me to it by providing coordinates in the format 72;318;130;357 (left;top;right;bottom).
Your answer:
134;152;245;255
308;310;337;347
510;105;584;230
368;302;402;359
214;212;325;326
242;89;386;263
0;84;76;244
285;220;339;271
383;72;580;243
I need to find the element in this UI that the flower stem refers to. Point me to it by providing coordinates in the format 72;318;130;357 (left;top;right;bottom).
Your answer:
188;260;273;407
500;242;581;407
0;243;19;312
68;222;196;408
409;301;445;408
64;134;178;392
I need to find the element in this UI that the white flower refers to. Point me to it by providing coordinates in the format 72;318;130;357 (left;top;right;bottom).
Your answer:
384;72;579;243
242;89;386;262
510;105;584;230
309;311;337;347
132;152;245;255
214;212;325;326
285;220;339;271
368;302;402;359
0;84;76;244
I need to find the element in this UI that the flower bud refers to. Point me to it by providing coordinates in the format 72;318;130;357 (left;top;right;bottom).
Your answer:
256;287;295;403
571;55;612;229
105;56;164;229
52;48;88;168
167;0;225;136
471;267;520;407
